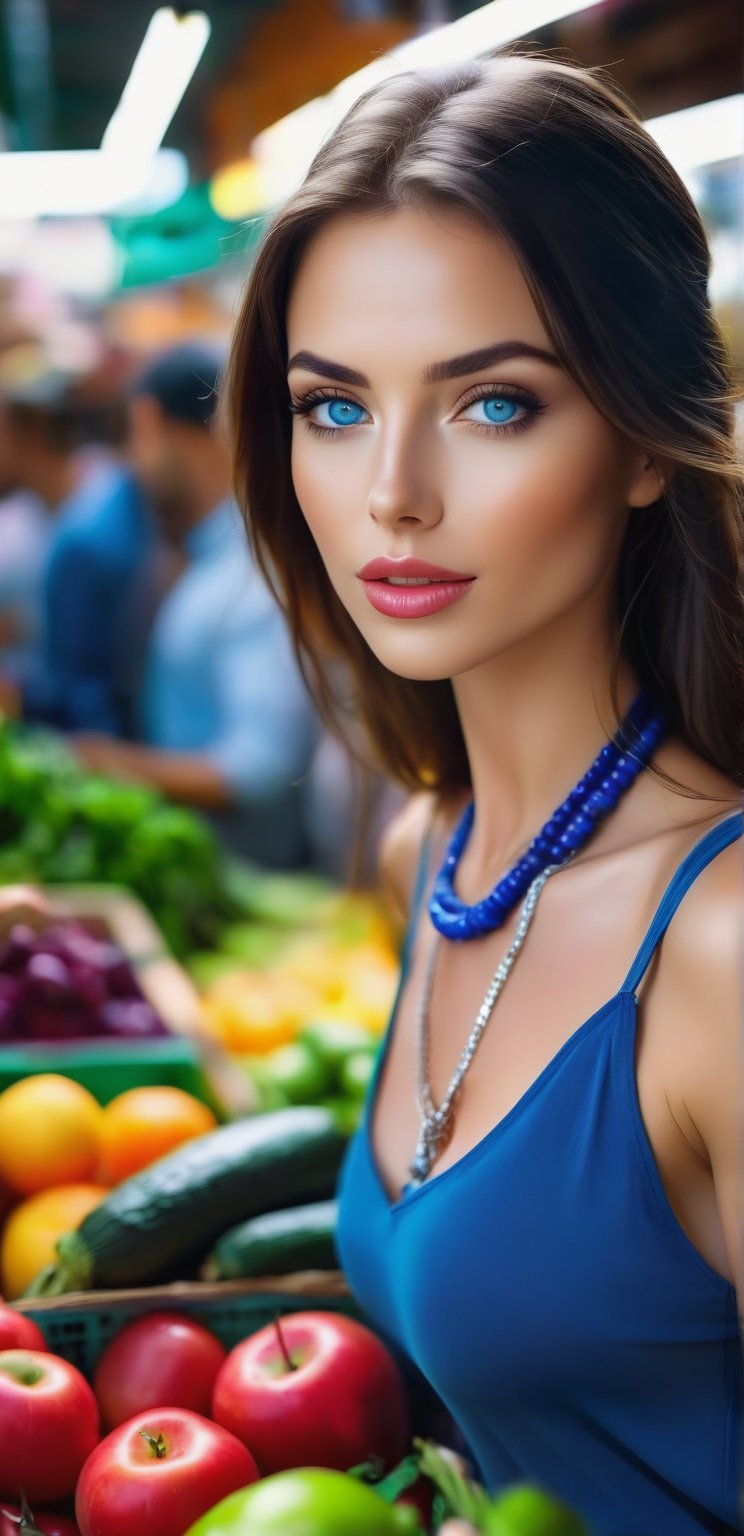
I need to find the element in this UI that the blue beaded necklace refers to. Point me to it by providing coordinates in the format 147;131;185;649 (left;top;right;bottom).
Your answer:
429;688;668;941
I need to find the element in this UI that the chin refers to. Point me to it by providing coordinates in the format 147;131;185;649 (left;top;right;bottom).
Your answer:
358;629;474;683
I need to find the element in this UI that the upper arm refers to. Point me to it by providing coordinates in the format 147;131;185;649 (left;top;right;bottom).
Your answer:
662;836;743;1296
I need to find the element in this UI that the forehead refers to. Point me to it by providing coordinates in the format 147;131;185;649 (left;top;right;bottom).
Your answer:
286;204;548;361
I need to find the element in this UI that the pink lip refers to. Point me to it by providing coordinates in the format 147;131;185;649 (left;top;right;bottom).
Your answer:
361;580;473;618
358;557;473;581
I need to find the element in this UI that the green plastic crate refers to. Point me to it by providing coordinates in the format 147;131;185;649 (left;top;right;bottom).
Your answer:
0;1036;219;1113
16;1275;360;1379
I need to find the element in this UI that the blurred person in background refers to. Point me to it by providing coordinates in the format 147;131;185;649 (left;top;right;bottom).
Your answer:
74;343;318;869
0;486;48;671
0;343;156;734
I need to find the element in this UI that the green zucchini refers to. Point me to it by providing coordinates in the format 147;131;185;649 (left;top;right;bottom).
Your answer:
202;1199;339;1281
26;1106;347;1297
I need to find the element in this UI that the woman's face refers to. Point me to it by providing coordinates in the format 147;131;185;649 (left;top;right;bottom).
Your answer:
287;204;662;683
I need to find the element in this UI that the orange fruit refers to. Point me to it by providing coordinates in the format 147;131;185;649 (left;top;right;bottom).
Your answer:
1;1182;106;1299
0;1075;104;1196
97;1087;217;1185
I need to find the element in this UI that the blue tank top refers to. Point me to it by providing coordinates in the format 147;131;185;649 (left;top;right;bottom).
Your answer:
337;811;743;1536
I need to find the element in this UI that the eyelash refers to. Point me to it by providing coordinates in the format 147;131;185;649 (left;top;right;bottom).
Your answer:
288;383;546;440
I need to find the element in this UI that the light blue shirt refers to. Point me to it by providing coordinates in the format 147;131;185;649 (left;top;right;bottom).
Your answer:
20;459;153;734
141;499;317;865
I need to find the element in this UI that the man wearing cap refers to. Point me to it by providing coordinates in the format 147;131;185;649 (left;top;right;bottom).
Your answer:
74;343;317;868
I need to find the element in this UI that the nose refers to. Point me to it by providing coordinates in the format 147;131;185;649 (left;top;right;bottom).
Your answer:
367;424;443;533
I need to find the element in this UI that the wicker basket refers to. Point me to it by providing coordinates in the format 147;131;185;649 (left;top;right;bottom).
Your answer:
15;1272;358;1379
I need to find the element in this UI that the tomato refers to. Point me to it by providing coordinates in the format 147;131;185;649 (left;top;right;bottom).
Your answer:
93;1312;227;1430
184;1468;424;1535
0;1351;99;1503
212;1312;409;1475
0;1500;79;1535
0;1307;46;1353
75;1408;259;1536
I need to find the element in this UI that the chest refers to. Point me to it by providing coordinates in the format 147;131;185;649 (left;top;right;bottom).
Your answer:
369;845;728;1281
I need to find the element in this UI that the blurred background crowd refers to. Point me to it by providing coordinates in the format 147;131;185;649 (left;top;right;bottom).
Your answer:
0;0;741;885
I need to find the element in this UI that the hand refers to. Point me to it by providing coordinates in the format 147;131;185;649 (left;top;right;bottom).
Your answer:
0;885;64;941
72;733;134;778
439;1523;480;1535
0;674;21;718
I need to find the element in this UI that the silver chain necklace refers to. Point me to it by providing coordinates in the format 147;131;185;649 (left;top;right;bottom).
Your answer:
407;856;572;1189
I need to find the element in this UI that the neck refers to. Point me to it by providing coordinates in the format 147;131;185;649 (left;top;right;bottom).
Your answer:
30;453;81;511
450;605;641;897
173;462;232;542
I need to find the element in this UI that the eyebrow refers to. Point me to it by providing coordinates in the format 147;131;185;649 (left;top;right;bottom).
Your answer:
286;341;562;387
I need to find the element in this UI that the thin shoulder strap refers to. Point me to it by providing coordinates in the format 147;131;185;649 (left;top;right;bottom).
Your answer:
621;810;743;996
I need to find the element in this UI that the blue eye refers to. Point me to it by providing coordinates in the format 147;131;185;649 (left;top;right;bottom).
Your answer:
316;398;367;428
462;395;520;426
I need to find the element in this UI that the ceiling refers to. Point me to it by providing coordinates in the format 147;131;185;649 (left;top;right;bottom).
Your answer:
0;0;741;175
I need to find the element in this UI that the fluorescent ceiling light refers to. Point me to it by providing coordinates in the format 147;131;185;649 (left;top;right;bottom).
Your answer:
0;7;206;218
101;8;211;161
252;0;598;194
0;147;188;219
645;95;744;176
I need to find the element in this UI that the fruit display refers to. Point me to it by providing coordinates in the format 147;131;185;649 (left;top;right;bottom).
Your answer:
0;1309;592;1534
211;1312;409;1476
27;1105;348;1295
0;1076;225;1298
94;1313;228;1431
0;731;593;1534
0;1349;99;1503
0;920;169;1045
184;1468;423;1535
75;1408;259;1536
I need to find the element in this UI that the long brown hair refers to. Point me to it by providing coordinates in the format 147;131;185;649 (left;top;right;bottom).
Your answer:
225;45;744;793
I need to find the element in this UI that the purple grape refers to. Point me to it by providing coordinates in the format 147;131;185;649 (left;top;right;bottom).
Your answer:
0;924;37;974
98;998;169;1038
95;945;143;1000
0;996;19;1041
0;974;22;1007
67;961;107;1011
24;951;73;1001
25;1003;95;1041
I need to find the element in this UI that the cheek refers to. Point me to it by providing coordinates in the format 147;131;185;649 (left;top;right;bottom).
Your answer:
291;434;356;562
459;416;629;589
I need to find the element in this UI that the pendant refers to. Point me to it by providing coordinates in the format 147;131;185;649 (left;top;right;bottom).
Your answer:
408;1106;454;1187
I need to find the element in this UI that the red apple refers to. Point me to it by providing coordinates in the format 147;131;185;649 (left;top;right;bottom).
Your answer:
75;1407;259;1536
212;1311;409;1475
0;1350;99;1503
93;1311;227;1429
0;1307;46;1353
0;1500;79;1535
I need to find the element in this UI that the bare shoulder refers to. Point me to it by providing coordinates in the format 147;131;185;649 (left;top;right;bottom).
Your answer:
378;792;439;924
654;816;742;1156
663;817;742;994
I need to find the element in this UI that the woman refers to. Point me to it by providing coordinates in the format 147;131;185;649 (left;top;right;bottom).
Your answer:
225;46;743;1536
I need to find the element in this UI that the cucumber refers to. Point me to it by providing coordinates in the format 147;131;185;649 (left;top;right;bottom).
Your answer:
202;1199;339;1281
27;1106;347;1297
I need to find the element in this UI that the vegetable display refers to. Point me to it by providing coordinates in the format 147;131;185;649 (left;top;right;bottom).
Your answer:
0;724;233;959
28;1106;348;1295
201;1199;339;1282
